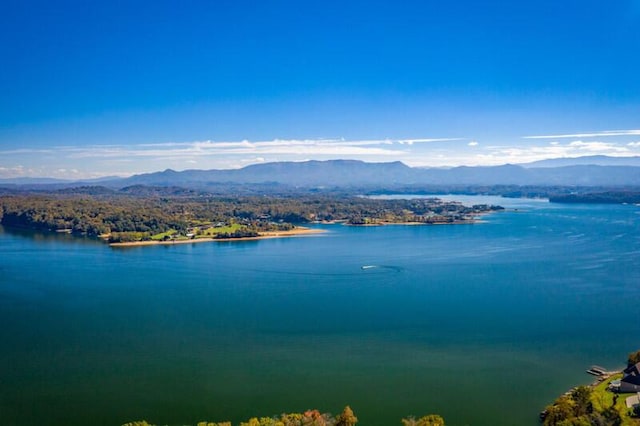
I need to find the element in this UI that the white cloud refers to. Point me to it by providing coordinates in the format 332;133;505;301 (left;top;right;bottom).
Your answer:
396;138;463;145
523;130;640;139
32;138;447;161
0;165;25;178
466;139;634;166
3;133;639;178
0;148;54;155
567;140;629;152
0;137;468;169
240;157;266;163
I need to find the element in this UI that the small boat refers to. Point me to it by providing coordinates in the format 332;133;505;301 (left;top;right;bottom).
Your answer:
361;265;377;270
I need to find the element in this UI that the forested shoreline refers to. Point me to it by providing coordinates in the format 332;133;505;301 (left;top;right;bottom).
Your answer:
123;406;446;426
548;191;640;204
0;189;503;243
541;350;640;426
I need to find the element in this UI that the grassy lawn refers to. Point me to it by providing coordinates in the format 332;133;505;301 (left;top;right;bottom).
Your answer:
146;224;245;241
196;223;242;238
150;229;177;240
591;374;640;425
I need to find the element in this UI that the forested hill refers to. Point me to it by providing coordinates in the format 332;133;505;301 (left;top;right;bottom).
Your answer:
118;160;415;187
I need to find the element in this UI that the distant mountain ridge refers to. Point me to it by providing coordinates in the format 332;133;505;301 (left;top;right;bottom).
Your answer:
520;155;640;168
120;160;415;187
115;158;640;188
3;156;640;190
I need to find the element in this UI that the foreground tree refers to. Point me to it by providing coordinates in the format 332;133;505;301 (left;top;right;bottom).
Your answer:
402;414;446;426
335;406;358;426
628;349;640;366
570;386;593;417
543;395;575;426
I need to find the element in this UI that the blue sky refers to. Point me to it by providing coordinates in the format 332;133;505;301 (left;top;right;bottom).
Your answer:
1;0;640;178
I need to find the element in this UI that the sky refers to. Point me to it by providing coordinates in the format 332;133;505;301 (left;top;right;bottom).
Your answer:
1;0;640;179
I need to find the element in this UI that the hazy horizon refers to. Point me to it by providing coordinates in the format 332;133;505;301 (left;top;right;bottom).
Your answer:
4;153;640;182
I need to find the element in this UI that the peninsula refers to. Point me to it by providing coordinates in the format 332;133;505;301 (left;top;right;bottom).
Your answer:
0;189;503;246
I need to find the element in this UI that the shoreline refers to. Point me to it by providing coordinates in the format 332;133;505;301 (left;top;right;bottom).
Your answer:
539;369;627;423
344;219;480;226
108;215;489;247
341;216;492;227
108;227;326;247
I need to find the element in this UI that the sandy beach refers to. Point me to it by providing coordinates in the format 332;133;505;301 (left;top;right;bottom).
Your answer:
109;227;326;247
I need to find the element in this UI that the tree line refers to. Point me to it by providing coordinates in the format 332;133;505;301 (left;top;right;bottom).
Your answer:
122;406;446;426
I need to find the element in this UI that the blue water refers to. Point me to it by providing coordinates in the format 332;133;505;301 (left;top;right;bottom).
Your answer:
1;198;639;426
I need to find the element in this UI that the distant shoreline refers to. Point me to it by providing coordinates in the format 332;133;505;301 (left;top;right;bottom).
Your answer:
108;227;326;247
339;211;496;227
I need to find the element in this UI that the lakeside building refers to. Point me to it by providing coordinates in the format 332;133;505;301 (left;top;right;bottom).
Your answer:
610;362;640;393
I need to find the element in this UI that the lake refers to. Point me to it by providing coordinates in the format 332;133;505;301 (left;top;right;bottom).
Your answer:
1;197;639;426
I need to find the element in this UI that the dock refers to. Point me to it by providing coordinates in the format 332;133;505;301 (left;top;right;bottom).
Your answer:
586;365;609;376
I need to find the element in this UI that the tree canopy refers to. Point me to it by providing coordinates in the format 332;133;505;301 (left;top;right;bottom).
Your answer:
628;349;640;366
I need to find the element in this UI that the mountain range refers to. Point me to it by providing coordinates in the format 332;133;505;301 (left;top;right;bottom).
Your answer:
114;156;640;188
3;155;640;189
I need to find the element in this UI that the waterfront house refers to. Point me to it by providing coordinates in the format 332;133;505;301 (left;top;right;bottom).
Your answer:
620;362;640;393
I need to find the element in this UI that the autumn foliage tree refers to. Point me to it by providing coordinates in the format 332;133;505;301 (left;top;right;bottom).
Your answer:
123;406;446;426
335;406;358;426
401;414;446;426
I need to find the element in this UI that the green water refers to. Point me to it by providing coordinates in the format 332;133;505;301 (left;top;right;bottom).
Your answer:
1;197;639;425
